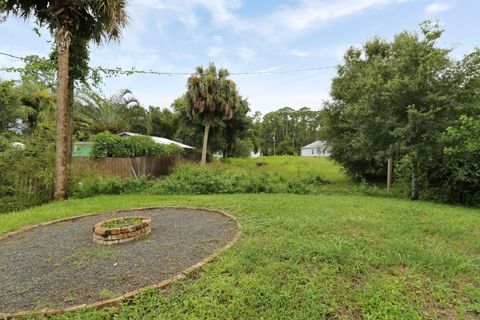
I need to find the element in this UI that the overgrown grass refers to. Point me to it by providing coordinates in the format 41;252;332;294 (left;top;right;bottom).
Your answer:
222;155;349;183
70;156;368;198
2;194;479;319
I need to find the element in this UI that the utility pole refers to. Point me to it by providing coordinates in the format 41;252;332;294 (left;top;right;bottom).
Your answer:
387;157;393;191
273;134;276;156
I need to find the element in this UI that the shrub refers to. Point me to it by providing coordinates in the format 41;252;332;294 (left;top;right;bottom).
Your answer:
309;174;330;185
0;129;55;213
240;171;275;193
0;136;10;152
70;176;154;199
285;179;312;194
91;132;184;158
150;165;239;195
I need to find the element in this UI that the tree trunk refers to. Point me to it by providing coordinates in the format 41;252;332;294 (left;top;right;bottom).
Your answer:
411;153;419;201
53;29;70;200
66;79;74;165
201;119;211;166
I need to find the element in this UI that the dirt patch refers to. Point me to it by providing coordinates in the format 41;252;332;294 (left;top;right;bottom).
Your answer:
0;208;238;313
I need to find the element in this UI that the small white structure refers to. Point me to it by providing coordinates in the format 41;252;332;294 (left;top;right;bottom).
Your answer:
300;140;330;157
11;142;25;149
118;132;194;150
250;150;261;158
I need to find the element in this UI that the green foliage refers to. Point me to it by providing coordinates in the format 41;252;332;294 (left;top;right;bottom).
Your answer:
261;107;322;156
1;1;128;46
101;217;142;229
0;128;56;212
69;156;349;198
445;115;480;155
0;135;10;152
0;80;20;132
146;106;177;139
75;88;138;135
0;75;57;212
90;132;184;158
149;158;341;196
151;165;240;195
172;96;254;157
413;115;480;205
70;176;152;198
184;63;241;163
322;22;480;204
240;170;275;193
184;63;239;123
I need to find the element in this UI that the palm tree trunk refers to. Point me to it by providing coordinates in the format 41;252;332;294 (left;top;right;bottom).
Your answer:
411;152;419;201
53;29;70;200
201;118;211;166
66;78;74;164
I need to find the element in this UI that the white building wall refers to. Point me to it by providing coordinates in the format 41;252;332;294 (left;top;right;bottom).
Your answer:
300;148;330;157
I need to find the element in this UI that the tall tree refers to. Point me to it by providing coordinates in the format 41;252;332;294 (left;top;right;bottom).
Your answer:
184;63;240;165
146;106;177;139
0;81;19;133
76;88;138;135
51;35;91;165
322;22;463;200
1;0;128;199
261;107;322;155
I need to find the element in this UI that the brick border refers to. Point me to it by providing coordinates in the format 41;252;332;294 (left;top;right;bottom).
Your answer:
0;206;241;319
93;216;152;245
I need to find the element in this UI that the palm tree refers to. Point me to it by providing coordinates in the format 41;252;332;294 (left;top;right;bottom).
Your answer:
76;88;138;134
1;0;128;199
184;63;240;165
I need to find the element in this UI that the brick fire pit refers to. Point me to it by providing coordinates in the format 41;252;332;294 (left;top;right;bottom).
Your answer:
93;216;151;245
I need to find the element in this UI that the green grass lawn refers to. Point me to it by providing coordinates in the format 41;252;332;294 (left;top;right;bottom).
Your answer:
2;193;479;319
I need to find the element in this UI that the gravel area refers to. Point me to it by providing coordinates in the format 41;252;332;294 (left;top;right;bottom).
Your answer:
0;208;238;313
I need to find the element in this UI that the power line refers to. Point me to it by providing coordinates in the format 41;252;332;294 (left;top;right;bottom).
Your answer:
0;51;337;76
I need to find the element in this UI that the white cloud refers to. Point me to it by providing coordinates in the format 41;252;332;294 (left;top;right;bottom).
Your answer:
136;0;409;41
238;46;255;60
260;0;409;36
207;46;222;58
212;35;223;45
425;1;454;14
137;0;245;29
178;11;198;28
289;50;310;57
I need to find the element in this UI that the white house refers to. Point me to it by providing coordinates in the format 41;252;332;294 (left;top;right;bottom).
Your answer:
118;132;194;150
300;140;330;157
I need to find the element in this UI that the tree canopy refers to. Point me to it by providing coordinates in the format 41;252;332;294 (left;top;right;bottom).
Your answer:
184;63;240;165
322;21;480;203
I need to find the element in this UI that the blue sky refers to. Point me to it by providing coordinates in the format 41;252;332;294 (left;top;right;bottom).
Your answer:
0;0;478;114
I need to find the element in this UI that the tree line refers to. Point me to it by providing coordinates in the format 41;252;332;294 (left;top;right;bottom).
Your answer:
0;54;324;210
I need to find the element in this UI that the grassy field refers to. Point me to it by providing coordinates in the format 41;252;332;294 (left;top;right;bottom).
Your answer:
221;155;349;183
2;193;479;319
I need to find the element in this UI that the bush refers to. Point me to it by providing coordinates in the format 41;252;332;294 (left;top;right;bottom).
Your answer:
0;136;10;152
285;179;312;194
150;165;239;195
91;132;184;158
69;161;380;199
240;171;275;193
0;129;55;213
70;176;153;198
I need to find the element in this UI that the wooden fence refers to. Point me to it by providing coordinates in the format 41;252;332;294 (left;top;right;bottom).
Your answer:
72;153;206;179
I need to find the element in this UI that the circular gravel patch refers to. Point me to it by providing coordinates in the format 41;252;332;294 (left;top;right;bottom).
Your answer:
0;208;238;313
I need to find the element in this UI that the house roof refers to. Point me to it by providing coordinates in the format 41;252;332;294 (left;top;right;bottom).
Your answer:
301;140;327;149
118;132;194;149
